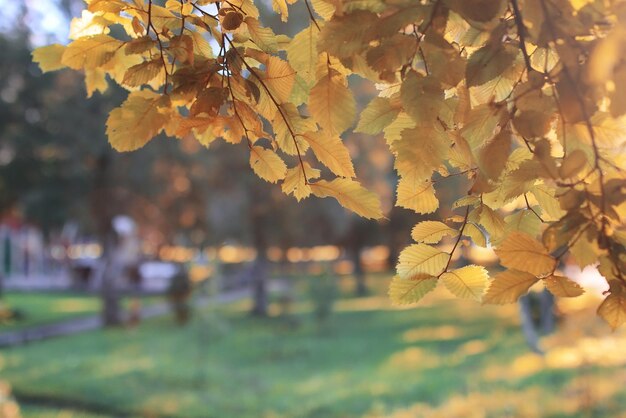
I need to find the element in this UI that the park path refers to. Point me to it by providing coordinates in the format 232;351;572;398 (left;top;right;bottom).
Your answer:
0;286;256;348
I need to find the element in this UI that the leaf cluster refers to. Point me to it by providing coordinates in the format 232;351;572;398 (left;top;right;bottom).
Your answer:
33;0;626;327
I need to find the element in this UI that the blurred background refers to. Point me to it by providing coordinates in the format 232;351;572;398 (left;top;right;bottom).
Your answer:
0;1;625;417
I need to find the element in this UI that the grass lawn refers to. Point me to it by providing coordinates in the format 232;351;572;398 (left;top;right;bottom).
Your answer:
1;275;625;418
1;292;162;331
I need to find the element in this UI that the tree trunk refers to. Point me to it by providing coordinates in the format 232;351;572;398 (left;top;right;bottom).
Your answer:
518;290;555;354
100;234;123;326
249;188;269;317
519;294;543;354
350;248;367;296
250;255;269;317
92;153;123;327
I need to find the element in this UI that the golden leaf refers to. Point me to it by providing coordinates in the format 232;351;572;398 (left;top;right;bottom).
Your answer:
544;275;584;297
400;71;444;124
495;232;556;276
122;59;164;87
85;67;108;97
396;177;439;214
286;24;318;83
397;243;448;278
597;293;626;330
355;97;400;135
32;44;67;72
483;269;539;304
61;34;122;70
106;91;168;152
249;146;287;183
300;131;355;178
309;69;356;135
310;178;383;219
281;163;321;201
441;265;489;301
411;221;457;244
257;56;296;104
389;275;438;306
466;44;519;87
464;223;487;247
245;17;278;54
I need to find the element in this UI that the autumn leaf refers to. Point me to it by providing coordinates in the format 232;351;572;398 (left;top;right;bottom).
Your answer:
281;163;320;201
411;221;457;244
397;243;448;278
483;270;539;304
354;97;400;135
544;275;585;297
309;69;356;135
32;44;67;72
249;146;287;183
300;131;355;178
106;91;168;152
495;232;556;276
396;177;439;214
598;293;626;330
310;178;383;219
441;265;489;301
389;275;438;306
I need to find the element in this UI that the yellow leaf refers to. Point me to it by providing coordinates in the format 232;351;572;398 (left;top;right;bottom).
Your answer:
389;275;437;306
476;205;506;242
544;275;584;297
461;104;503;150
597;293;626;330
400;72;444;124
466;44;518;87
396;177;439;214
69;10;110;40
61;34;122;70
257;56;296;104
85;67;108;97
249;146;287;183
310;0;335;20
397;243;448;278
272;103;314;156
286;24;318;84
272;0;296;21
309;69;356;135
300;131;355;178
411;221;457;244
530;184;565;221
122;59;164;87
495;232;556;276
483;269;539;304
441;265;489;301
32;44;66;72
355;97;400;135
244;17;279;54
106;91;168;152
559;149;588;179
391;126;449;180
569;236;601;268
281;163;321;201
310;178;383;219
464;223;486;247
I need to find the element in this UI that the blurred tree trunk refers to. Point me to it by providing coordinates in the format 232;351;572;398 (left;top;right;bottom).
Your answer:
92;153;123;327
349;248;367;296
518;289;555;354
100;233;123;326
344;220;369;296
249;189;269;317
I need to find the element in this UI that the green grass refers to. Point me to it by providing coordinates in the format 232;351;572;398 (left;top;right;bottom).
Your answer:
0;292;101;331
1;292;162;331
1;276;625;418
